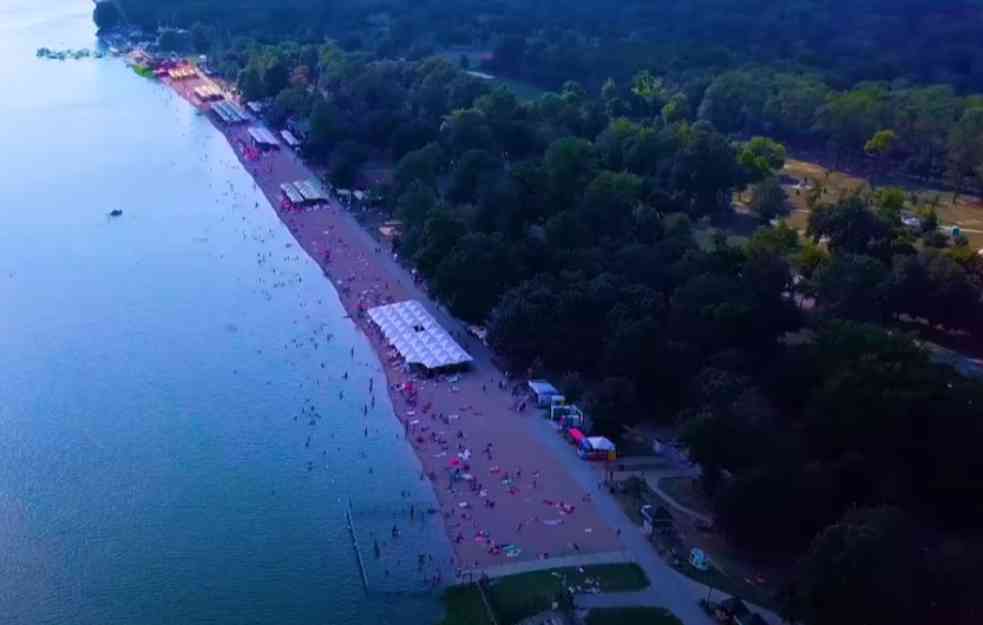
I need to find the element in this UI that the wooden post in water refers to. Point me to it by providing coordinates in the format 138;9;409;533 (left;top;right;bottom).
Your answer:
346;498;369;593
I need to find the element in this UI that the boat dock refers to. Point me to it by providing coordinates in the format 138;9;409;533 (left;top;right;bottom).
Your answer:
346;498;370;593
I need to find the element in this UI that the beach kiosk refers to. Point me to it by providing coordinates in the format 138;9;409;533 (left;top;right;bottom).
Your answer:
211;100;249;125
551;403;585;429
578;436;616;461
280;129;302;149
193;83;224;101
279;182;305;206
248;126;280;151
528;379;561;408
566;427;586;446
279;178;328;208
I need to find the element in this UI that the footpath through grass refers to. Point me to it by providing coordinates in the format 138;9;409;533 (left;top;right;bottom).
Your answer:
612;478;779;611
585;607;683;625
438;563;649;625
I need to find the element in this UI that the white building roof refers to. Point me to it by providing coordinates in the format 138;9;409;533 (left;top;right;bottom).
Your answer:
585;436;616;452
211;100;249;124
280;182;305;204
528;379;559;396
248;126;279;146
367;300;473;370
280;129;301;147
294;178;328;202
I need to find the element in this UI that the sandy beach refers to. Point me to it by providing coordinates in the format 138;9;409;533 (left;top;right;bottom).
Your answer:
164;73;623;574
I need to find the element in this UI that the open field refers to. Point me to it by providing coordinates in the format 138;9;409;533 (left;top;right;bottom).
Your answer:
781;159;983;250
439;584;494;625
433;49;548;101
439;563;650;625
658;476;713;518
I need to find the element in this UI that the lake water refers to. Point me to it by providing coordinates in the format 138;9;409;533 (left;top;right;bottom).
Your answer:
0;2;450;624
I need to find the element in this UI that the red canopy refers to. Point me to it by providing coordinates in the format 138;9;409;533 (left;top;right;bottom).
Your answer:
568;428;585;444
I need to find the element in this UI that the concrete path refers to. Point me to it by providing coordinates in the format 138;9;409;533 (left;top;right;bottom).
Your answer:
460;550;632;580
645;476;714;526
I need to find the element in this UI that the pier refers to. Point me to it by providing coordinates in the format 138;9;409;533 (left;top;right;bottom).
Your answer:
346;498;370;593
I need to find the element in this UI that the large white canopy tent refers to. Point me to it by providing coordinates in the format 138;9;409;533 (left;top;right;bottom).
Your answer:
367;300;473;370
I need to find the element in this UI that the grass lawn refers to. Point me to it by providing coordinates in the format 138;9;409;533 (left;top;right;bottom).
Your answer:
692;226;751;252
437;584;494;625
489;564;649;625
674;561;777;612
782;158;983;250
493;76;547;101
438;563;649;625
657;476;713;518
586;607;683;625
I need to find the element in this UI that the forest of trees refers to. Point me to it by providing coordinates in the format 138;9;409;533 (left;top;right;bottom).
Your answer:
112;1;983;91
104;0;983;186
97;2;983;623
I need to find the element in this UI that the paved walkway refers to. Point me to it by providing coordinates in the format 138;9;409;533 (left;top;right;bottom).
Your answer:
460;550;632;580
645;476;714;526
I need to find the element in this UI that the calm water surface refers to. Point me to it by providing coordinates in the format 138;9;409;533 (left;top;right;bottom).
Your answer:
0;2;450;624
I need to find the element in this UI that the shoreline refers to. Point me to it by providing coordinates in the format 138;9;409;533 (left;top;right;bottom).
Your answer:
161;72;624;576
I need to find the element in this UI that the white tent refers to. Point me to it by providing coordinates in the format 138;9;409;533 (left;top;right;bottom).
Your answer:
528;379;561;407
584;437;615;452
248;126;280;148
280;129;302;148
367;300;473;370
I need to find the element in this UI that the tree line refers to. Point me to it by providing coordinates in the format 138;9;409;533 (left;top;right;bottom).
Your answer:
102;1;983;191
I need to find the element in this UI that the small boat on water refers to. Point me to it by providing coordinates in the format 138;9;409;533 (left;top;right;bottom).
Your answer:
108;209;123;217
